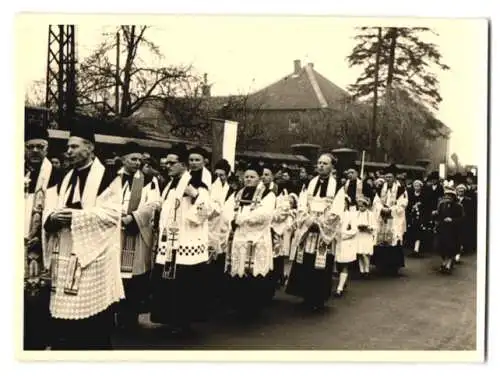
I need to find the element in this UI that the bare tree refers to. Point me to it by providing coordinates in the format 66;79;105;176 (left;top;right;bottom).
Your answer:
157;73;211;141
217;92;271;150
25;80;46;107
77;25;194;119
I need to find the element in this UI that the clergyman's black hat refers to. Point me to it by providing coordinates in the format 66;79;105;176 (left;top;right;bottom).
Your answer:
383;163;399;175
246;161;264;176
121;141;142;156
188;145;209;159
214;159;231;174
69;122;96;144
25;124;49;142
168;143;189;163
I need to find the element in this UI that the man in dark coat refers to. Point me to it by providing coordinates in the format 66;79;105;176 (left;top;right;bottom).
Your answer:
425;171;445;214
455;184;475;261
406;179;430;257
464;171;478;252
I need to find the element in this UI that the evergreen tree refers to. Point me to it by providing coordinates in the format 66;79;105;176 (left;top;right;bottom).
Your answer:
347;27;449;109
346;26;450;162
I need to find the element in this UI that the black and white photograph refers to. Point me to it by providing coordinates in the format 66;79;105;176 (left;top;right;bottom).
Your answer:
16;12;488;362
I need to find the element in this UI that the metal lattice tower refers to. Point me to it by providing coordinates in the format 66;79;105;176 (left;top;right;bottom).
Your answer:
45;25;77;130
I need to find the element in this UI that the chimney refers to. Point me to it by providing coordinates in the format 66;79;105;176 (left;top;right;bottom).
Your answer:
201;73;211;97
294;59;301;74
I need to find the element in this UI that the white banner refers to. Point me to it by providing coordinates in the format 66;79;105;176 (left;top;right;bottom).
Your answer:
222;120;238;172
439;163;446;179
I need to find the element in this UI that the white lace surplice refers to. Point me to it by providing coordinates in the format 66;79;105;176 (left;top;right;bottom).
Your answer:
44;158;124;320
228;191;276;277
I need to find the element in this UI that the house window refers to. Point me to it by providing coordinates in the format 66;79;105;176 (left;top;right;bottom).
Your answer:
288;115;300;133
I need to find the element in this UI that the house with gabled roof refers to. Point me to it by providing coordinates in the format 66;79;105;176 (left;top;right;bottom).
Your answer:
227;59;449;169
115;59;449;169
219;59;353;153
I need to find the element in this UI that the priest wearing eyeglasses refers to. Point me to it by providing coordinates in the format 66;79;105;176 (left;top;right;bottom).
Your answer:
24;123;60;350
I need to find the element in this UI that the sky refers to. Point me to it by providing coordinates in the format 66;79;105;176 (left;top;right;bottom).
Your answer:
19;15;488;165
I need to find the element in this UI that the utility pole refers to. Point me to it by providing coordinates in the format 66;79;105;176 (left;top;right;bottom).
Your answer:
371;27;383;161
115;31;120;116
45;25;76;129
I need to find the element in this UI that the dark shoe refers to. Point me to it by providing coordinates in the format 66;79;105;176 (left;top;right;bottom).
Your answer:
334;290;344;298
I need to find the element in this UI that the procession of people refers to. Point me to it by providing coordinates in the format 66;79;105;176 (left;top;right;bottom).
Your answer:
24;123;478;350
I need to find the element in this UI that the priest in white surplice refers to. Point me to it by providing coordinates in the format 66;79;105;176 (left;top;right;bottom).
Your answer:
223;162;277;317
151;144;212;335
207;159;235;303
344;167;373;209
187;145;212;188
286;153;345;311
24;124;60;350
372;164;408;275
43;124;123;350
116;142;161;330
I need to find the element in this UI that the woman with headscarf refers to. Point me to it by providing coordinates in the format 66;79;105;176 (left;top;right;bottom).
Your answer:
223;162;277;318
435;185;465;274
406;179;428;257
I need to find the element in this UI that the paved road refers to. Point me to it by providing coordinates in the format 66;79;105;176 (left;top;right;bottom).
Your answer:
112;252;477;351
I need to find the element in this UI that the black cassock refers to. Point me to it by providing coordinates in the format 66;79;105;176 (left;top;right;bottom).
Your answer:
224;187;276;314
149;174;211;327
